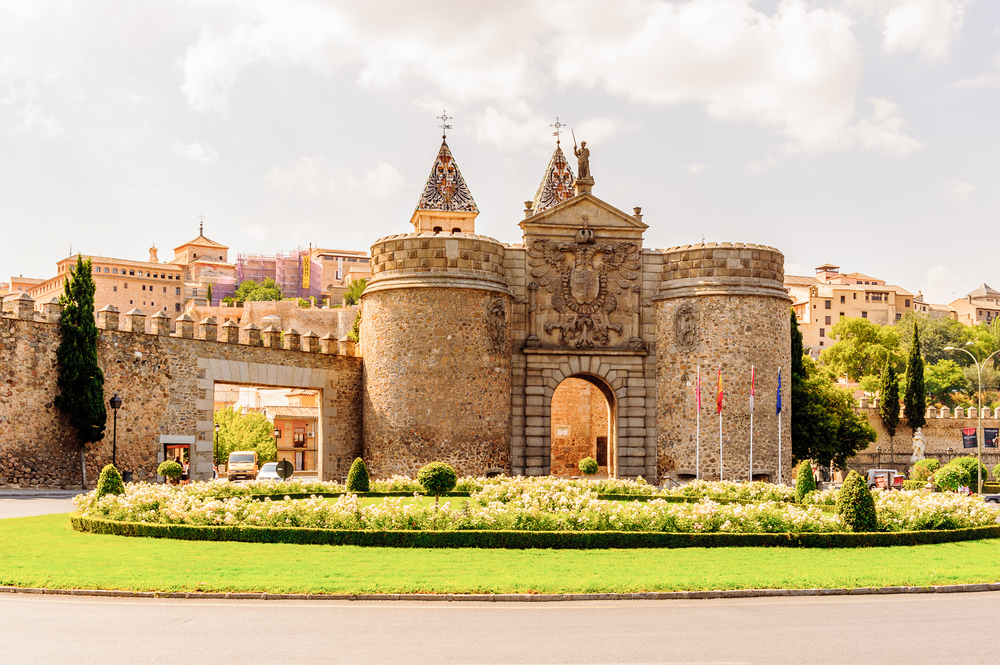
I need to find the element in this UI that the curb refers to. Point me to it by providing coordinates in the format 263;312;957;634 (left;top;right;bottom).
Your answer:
2;583;999;602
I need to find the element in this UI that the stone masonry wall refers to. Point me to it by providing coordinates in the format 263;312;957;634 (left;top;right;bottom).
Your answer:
549;377;610;476
0;312;362;489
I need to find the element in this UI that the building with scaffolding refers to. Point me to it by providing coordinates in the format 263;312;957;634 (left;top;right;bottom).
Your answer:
235;249;325;301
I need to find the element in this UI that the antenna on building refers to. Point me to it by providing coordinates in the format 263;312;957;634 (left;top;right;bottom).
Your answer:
69;244;72;257
437;110;452;139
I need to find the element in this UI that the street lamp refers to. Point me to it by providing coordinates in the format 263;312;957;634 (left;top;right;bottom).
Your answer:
214;422;220;466
943;343;1000;493
109;394;123;469
875;446;881;467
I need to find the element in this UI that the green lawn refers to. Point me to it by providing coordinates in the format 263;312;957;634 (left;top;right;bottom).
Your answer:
3;513;1000;594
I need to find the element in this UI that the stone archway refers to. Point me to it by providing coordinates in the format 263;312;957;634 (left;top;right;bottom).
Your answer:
549;375;616;477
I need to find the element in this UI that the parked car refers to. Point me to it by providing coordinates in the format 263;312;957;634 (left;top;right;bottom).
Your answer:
982;494;1000;504
256;462;290;482
227;450;259;482
867;468;905;489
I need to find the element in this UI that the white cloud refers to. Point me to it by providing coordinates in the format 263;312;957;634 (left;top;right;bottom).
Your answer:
954;55;1000;88
266;156;333;194
944;178;975;202
747;155;776;174
349;161;407;200
923;264;967;304
685;163;707;174
785;262;803;276
244;225;268;241
174;0;920;157
172;141;220;164
267;157;406;200
838;98;923;157
845;0;969;60
16;103;63;138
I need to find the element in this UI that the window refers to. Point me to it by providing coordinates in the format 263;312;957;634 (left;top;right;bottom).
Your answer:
193;253;197;259
596;436;608;466
193;289;198;298
142;285;146;291
104;267;109;273
129;300;133;305
825;300;831;309
819;341;824;347
895;313;901;321
175;303;180;312
862;311;868;318
129;270;134;275
840;295;845;304
113;286;117;292
175;287;181;295
857;280;862;284
840;312;845;318
168;274;172;280
153;273;157;278
162;287;166;293
825;316;831;325
905;299;910;308
151;301;154;306
94;266;99;273
112;268;117;274
819;328;825;338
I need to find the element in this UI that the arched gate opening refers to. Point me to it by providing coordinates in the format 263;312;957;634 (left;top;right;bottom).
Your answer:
548;375;616;477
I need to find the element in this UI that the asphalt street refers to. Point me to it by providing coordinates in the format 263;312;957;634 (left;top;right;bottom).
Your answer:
0;496;80;518
0;592;996;664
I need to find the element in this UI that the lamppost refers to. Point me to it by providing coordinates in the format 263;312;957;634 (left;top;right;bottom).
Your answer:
214;422;220;466
946;446;954;462
944;343;1000;493
875;446;881;467
109;394;122;469
273;427;281;462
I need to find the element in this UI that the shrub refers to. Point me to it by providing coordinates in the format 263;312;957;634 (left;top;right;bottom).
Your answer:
578;457;599;476
795;461;816;503
994;464;1000;482
911;458;939;482
346;458;370;493
417;462;458;502
902;480;933;491
933;464;967;492
949;456;989;491
157;460;182;479
95;464;125;498
836;470;877;532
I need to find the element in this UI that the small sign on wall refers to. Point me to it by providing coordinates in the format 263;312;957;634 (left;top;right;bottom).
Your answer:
556;426;569;437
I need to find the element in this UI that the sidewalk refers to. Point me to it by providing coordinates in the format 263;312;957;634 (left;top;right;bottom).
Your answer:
0;489;86;498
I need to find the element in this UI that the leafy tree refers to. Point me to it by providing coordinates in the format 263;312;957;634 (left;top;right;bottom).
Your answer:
55;256;107;486
911;458;940;482
947;456;988;493
897;312;973;366
903;321;926;434
820;317;901;381
95;464;125;499
233;278;283;303
795;461;816;502
924;360;965;406
347;310;361;343
157;460;182;480
418;462;458;503
344;279;367;306
836;470;877;532
877;361;900;456
213;407;277;464
206;283;213;306
346;457;370;492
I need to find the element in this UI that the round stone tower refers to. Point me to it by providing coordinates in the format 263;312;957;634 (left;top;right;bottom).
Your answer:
652;242;792;483
360;138;512;477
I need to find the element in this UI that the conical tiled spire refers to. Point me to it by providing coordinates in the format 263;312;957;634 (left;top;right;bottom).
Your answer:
532;144;575;213
415;140;478;213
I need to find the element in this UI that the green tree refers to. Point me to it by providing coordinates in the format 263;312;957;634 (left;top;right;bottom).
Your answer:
55;256;107;488
795;461;816;502
344;279;367;306
924;359;965;406
790;309;804;378
233;278;283;303
877;361;900;458
897;312;973;366
836;470;877;532
347;310;361;343
346;457;370;492
903;321;927;434
206;283;213;306
418;461;458;503
213;407;277;464
820;317;902;381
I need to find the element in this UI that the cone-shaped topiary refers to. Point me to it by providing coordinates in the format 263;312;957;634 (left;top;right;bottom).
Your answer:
346;457;370;493
157;460;182;480
95;464;125;498
837;470;878;532
578;457;599;476
795;460;816;502
417;462;457;503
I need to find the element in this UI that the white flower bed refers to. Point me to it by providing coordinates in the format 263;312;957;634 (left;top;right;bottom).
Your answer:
72;478;998;534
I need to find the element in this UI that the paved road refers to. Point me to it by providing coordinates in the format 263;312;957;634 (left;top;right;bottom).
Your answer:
0;497;79;518
1;592;995;664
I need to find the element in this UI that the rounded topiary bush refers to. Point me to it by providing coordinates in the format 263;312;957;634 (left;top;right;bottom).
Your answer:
911;458;939;482
836;470;877;532
578;457;599;476
346;457;370;493
949;456;988;491
933;464;967;492
795;460;816;503
417;462;457;502
157;460;182;480
95;464;125;499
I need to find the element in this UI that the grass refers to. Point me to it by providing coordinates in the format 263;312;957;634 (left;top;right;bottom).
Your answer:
3;513;1000;595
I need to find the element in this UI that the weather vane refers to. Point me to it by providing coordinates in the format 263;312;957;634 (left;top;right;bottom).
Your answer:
550;117;565;144
199;213;205;236
437;110;452;139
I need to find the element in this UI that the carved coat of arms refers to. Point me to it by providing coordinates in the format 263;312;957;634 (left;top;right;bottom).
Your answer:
527;225;641;348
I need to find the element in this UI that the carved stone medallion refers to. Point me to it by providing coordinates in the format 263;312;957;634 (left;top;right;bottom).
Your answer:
673;303;698;352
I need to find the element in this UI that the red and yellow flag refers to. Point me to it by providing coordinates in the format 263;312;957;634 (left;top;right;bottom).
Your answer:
716;368;723;414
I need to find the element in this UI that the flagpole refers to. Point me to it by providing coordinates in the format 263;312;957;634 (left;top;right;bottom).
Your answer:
777;367;782;485
749;364;754;484
696;365;701;481
718;368;723;481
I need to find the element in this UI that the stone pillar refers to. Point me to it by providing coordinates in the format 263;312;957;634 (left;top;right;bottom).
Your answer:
940;406;950;418
982;407;992;419
241;323;262;347
219;320;239;344
41;298;63;323
174;313;195;338
301;330;319;353
97;304;119;330
955;407;964;418
525;282;539;347
198;316;218;341
926;406;937;419
124;308;146;333
319;332;337;354
261;325;281;348
337;337;356;356
150;311;171;336
283;328;301;351
10;293;36;321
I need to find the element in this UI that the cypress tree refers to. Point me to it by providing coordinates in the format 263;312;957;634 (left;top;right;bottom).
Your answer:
795;460;816;502
55;256;107;487
903;321;927;434
790;310;804;379
877;361;900;462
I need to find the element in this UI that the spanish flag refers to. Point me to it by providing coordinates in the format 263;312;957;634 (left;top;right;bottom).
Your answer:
716;367;723;414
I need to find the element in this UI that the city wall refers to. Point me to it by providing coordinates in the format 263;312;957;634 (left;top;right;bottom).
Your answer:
0;302;362;489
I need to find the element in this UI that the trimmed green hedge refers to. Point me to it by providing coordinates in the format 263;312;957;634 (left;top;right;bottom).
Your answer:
71;514;1000;549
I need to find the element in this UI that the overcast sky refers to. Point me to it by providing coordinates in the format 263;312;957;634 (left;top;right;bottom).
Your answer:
1;0;998;304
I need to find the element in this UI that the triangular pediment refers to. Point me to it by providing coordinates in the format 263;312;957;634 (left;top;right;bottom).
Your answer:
520;192;647;234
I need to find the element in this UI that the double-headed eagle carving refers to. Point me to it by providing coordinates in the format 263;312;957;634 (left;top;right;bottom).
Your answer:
528;226;641;348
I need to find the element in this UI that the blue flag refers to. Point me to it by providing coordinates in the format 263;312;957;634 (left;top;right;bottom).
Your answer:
776;369;782;415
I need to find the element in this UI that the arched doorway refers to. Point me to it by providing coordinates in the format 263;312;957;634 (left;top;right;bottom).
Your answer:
549;375;616;477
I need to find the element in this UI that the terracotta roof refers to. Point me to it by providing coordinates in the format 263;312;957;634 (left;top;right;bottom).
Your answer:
263;406;319;419
784;275;819;286
415;139;478;213
968;283;1000;298
173;234;229;251
59;255;183;272
532;145;575;213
